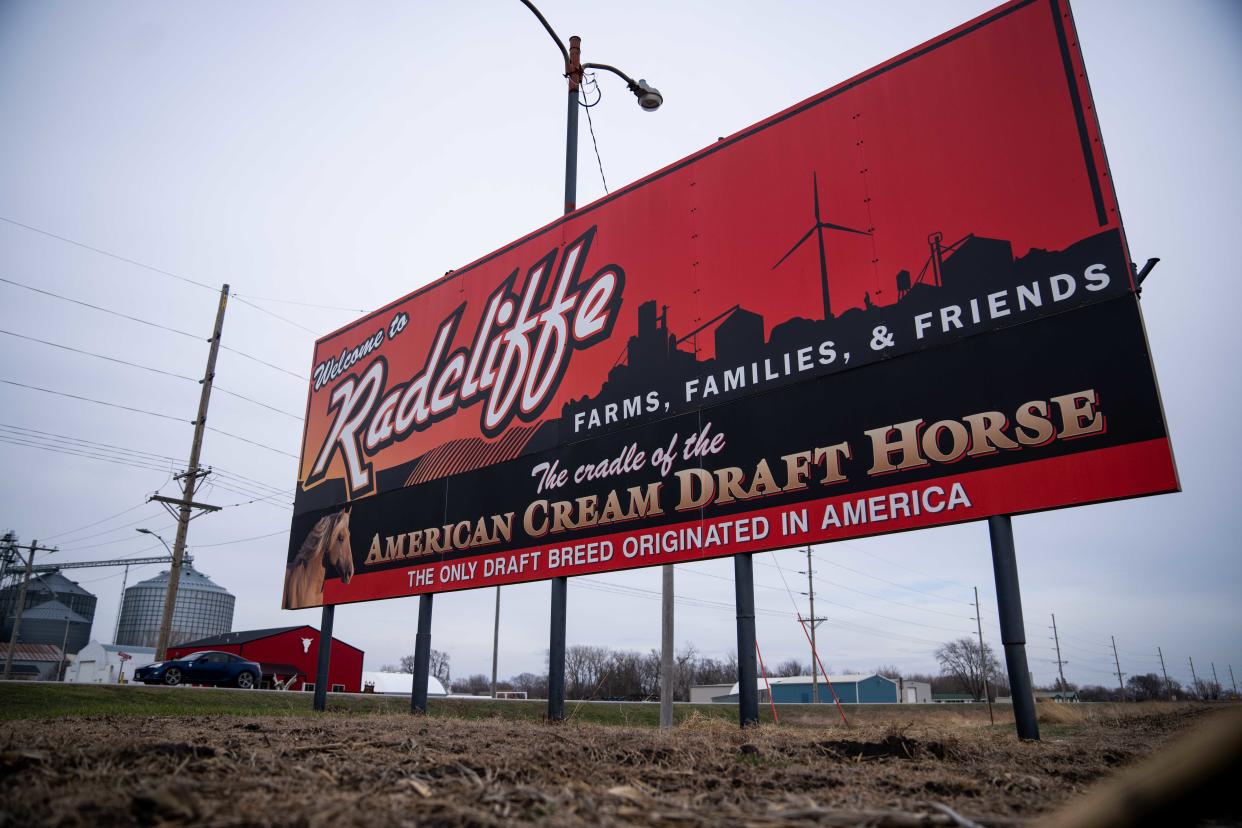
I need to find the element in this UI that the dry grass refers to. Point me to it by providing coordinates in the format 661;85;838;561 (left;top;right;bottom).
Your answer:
0;704;1220;826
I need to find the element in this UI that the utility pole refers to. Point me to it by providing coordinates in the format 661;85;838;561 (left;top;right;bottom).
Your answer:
1211;663;1221;700
151;285;227;661
1111;635;1125;701
3;539;57;679
801;547;826;703
1189;657;1200;698
113;563;131;645
490;586;501;698
58;612;72;681
1050;614;1068;693
973;587;994;724
1157;646;1172;701
0;532;15;589
660;564;674;729
1229;665;1237;698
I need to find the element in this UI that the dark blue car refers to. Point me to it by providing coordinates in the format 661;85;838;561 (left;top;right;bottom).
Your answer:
134;650;262;689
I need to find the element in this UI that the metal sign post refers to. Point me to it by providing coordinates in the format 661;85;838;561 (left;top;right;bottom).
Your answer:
734;553;760;727
411;593;434;714
988;515;1039;740
312;604;334;713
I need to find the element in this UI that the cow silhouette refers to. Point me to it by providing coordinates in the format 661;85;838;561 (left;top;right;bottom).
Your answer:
282;508;354;609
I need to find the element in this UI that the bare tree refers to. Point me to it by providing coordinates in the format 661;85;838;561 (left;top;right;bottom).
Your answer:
389;649;450;684
935;637;1000;701
775;658;810;677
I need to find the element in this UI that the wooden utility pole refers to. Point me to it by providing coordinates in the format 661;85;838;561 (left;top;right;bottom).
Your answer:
3;539;57;679
152;284;227;661
802;547;826;704
1211;663;1221;699
973;587;994;724
1189;657;1200;698
1158;646;1173;701
1111;636;1126;701
1229;665;1237;697
660;564;674;728
1050;613;1068;692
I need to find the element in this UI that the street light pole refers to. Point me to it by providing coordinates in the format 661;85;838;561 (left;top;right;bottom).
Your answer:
519;0;661;723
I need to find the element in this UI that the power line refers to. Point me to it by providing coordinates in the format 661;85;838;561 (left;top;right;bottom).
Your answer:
58;523;177;552
0;328;199;381
234;296;319;335
0;215;216;292
0;379;186;422
233;292;363;313
0;276;309;382
204;426;298;459
219;345;307;381
0;434;176;476
193;528;287;548
582;75;610;194
0;276;203;340
39;502;148;542
811;551;973;606
0;328;302;420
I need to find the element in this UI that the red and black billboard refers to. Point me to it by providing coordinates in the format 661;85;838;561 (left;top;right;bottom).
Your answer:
284;0;1177;610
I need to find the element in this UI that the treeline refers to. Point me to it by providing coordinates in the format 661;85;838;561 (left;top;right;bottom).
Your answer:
450;644;738;701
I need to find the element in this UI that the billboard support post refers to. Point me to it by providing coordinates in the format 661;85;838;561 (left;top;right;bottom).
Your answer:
411;593;434;714
312;604;334;713
547;576;567;721
734;553;760;727
988;515;1039;740
546;32;581;725
660;564;674;728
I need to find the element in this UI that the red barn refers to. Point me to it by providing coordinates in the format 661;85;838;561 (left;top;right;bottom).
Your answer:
166;625;364;693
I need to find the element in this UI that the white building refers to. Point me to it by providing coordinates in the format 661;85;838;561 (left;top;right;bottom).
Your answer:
63;640;156;684
361;670;447;696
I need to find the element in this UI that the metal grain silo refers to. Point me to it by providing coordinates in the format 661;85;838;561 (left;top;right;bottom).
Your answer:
114;565;234;648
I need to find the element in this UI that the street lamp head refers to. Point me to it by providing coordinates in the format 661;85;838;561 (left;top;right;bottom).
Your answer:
136;528;152;535
631;79;663;111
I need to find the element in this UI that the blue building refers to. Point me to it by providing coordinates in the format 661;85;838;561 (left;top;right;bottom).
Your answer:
714;674;899;704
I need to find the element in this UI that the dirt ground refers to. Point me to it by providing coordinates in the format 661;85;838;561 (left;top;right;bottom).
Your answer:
0;704;1226;826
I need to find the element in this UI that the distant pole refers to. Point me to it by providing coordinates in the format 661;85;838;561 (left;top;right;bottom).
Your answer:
1230;665;1238;697
3;541;54;680
660;564;674;729
1050;613;1068;692
113;563;131;645
490;586;501;698
312;604;334;713
1158;646;1172;701
1111;636;1126;701
58;613;72;681
1211;663;1221;699
411;593;434;714
987;516;1039;740
973;587;994;725
806;547;819;704
734;553;760;727
1189;657;1200;698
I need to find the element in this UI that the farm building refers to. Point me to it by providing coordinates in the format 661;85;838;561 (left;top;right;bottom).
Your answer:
1;643;65;680
362;671;448;697
166;625;363;693
0;571;97;655
715;674;899;704
690;683;734;704
63;641;156;684
115;565;234;648
897;680;933;704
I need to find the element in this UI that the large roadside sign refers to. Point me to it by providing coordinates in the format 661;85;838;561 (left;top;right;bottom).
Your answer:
284;0;1177;610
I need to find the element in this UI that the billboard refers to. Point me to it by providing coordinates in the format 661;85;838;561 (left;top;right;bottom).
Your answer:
284;0;1177;609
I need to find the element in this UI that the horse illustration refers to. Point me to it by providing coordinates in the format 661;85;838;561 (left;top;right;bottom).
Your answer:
282;508;354;609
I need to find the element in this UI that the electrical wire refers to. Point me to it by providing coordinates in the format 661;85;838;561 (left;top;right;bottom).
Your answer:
234;296;319;335
193;528;287;547
581;74;610;194
0;276;204;341
0;379;186;423
0;328;199;381
204;426;298;459
212;386;302;420
811;551;973;606
0;215;217;292
233;292;363;313
219;345;307;381
40;502;148;542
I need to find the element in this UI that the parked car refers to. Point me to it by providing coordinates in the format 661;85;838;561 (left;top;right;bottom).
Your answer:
134;650;261;689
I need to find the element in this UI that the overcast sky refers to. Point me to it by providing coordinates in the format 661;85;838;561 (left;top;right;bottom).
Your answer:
1;0;1238;692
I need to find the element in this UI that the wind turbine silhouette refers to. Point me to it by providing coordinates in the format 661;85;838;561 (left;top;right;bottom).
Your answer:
771;171;871;320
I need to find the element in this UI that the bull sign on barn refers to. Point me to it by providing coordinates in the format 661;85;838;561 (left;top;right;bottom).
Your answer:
285;0;1176;613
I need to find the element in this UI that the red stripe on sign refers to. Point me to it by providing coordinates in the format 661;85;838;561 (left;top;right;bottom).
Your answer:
323;438;1177;607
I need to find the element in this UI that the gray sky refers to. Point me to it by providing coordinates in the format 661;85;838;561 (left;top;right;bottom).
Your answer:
1;0;1239;692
